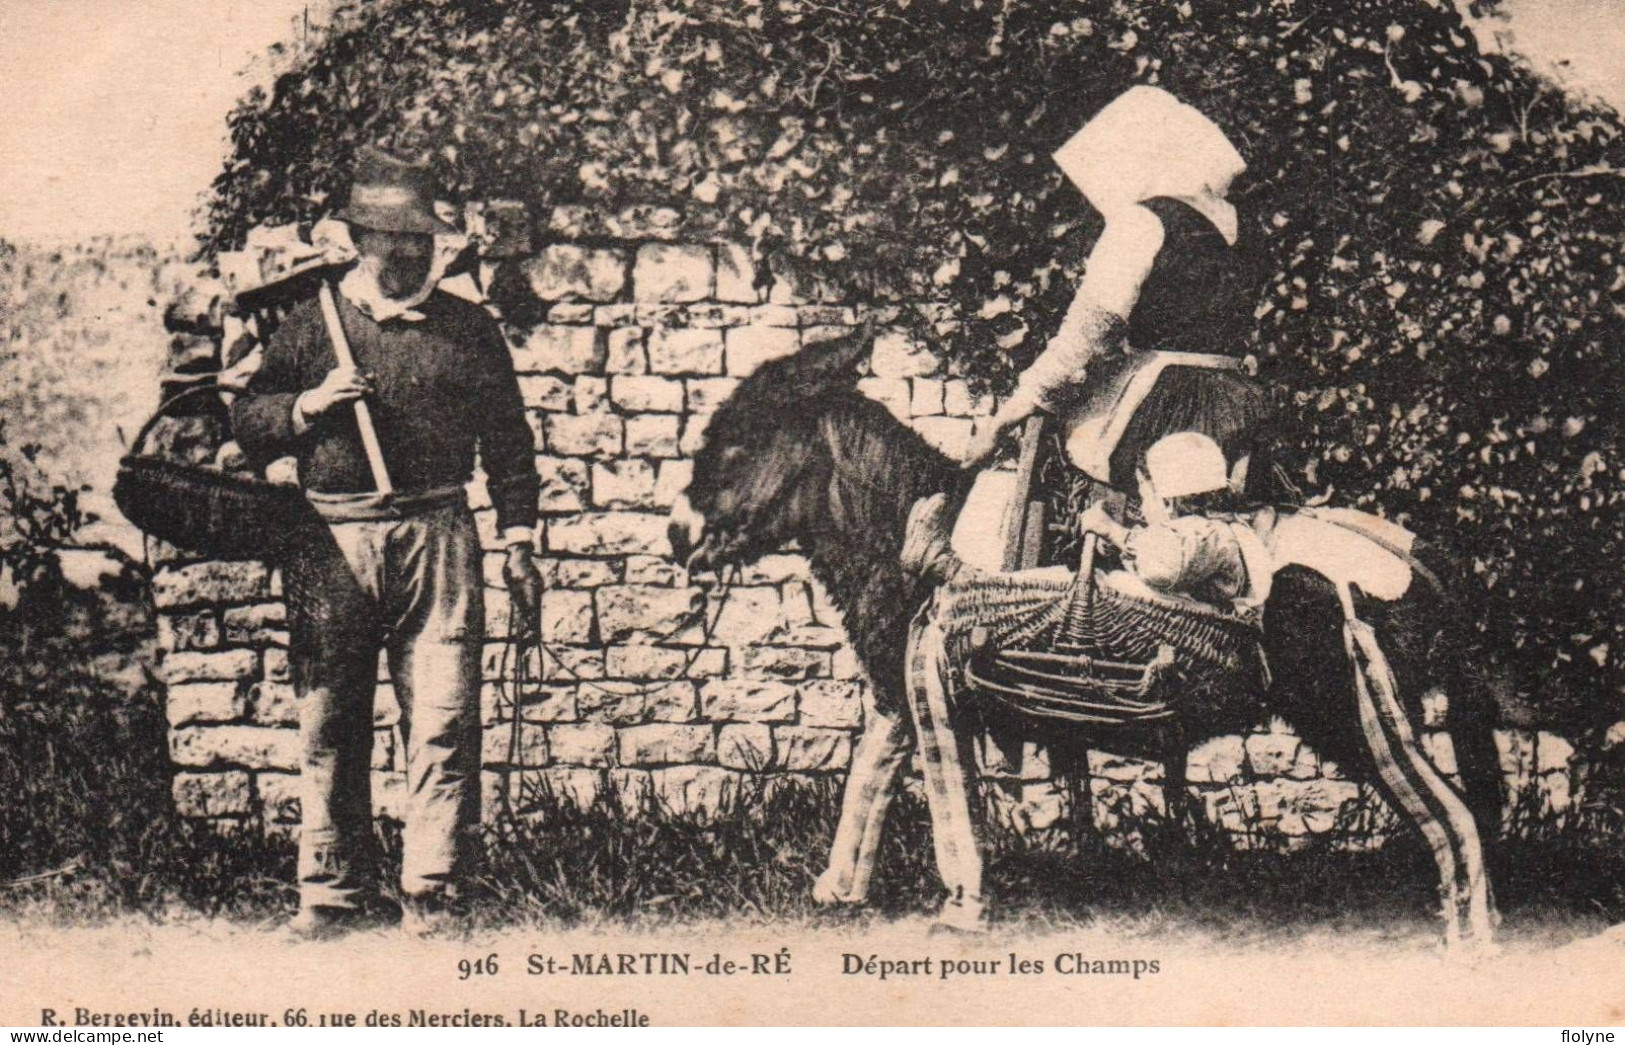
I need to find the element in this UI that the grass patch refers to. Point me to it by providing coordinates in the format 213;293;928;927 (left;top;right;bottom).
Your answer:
5;740;1625;941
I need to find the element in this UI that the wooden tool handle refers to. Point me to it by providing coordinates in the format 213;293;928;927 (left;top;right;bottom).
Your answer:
1000;416;1048;572
317;283;394;499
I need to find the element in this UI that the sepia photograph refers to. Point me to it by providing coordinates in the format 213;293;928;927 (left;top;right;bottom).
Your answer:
1;0;1623;1029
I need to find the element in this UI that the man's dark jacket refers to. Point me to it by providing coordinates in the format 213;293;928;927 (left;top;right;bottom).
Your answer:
231;289;540;531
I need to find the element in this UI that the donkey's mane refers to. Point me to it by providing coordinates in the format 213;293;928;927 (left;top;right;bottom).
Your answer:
717;382;957;547
714;328;963;553
819;391;961;546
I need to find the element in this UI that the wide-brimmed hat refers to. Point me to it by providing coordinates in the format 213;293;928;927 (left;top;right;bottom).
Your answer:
334;146;457;236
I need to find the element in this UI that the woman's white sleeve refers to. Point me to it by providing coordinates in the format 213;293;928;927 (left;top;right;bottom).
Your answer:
1011;208;1165;412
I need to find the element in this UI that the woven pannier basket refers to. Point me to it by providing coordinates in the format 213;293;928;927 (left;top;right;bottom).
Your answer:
947;539;1263;726
113;382;319;560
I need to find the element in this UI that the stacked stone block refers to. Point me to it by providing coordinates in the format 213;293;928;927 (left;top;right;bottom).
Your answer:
154;208;1585;846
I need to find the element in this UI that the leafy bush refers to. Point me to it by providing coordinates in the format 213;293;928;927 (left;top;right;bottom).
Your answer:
203;0;1624;728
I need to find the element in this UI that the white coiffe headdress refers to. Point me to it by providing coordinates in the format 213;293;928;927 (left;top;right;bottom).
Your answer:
1053;85;1246;245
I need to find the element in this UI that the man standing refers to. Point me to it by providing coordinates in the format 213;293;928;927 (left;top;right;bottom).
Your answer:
232;147;543;936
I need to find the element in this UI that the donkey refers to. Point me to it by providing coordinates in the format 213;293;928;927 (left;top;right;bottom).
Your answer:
667;328;1506;945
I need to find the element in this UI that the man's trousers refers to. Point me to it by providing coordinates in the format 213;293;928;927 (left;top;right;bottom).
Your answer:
284;498;484;911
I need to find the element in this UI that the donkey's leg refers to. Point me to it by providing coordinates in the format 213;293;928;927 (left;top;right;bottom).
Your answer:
1055;740;1096;849
813;702;914;906
1369;678;1496;945
1346;619;1494;948
1445;679;1507;930
907;611;987;931
1159;720;1190;857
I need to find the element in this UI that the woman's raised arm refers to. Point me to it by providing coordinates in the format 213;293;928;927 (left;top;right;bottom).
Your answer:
961;205;1166;466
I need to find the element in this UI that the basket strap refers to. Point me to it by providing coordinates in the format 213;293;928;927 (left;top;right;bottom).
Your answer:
128;380;222;456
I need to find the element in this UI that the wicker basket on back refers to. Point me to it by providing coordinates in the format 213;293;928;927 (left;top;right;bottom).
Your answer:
113;381;319;560
940;538;1263;727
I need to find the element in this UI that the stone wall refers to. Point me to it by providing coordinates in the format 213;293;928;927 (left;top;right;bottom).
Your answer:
155;206;1584;846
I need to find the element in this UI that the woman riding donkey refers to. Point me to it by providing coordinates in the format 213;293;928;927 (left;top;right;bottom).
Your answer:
889;86;1281;931
894;87;1495;942
959;85;1277;530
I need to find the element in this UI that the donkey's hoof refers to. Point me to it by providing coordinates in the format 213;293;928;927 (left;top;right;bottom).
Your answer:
930;897;989;935
1438;915;1500;962
811;871;861;907
1444;935;1502;964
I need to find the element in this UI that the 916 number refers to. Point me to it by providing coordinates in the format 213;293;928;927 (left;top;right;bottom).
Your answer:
458;953;500;980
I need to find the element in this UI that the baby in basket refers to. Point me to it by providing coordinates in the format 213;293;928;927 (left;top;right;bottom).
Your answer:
1078;432;1273;615
903;432;1274;617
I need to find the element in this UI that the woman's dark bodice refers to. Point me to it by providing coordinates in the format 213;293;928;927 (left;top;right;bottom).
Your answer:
1128;196;1259;355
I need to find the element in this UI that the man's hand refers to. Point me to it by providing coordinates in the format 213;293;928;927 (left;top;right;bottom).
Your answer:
297;364;373;419
503;545;544;638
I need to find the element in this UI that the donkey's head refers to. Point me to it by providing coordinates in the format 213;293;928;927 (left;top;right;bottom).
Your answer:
668;327;876;573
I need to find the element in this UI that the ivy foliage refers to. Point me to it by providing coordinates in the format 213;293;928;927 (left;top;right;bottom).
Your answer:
204;0;1625;726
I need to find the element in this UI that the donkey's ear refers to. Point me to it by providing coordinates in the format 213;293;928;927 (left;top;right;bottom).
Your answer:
791;319;873;392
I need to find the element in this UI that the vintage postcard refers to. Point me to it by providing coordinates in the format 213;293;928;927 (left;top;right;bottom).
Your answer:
2;0;1624;1029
